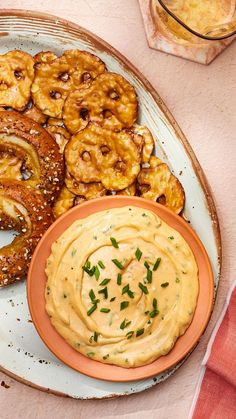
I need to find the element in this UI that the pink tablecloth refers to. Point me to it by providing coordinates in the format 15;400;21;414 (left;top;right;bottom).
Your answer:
0;1;236;418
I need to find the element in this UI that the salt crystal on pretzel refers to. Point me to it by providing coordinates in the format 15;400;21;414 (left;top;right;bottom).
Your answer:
65;123;141;190
63;72;138;134
0;50;34;110
31;49;106;118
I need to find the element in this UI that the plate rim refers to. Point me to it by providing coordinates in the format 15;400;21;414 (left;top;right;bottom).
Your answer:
0;8;222;397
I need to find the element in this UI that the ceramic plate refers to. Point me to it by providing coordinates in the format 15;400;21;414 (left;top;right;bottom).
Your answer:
0;10;221;399
27;196;214;382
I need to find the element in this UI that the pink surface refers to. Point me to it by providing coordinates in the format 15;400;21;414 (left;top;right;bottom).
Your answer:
0;1;235;418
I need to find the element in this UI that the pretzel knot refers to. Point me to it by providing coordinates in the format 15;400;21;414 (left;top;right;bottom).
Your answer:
31;50;106;118
0;181;53;287
0;50;34;110
137;156;185;214
65;123;141;190
63;72;138;134
0;111;64;203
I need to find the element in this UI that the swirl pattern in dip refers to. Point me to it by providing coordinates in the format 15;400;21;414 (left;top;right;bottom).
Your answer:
45;206;199;367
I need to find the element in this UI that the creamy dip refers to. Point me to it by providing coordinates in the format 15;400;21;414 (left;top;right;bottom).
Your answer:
45;206;199;368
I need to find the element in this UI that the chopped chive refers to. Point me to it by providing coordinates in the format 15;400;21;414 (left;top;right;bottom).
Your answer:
127;289;135;299
100;308;110;313
175;277;180;283
93;331;98;342
110;237;119;248
120;301;129;311
144;261;150;270
142;213;147;217
149;309;159;318
87;352;95;357
126;331;134;339
98;286;108;299
117;273;122;285
153;257;161;271
122;284;129;294
99;278;111;286
98;260;105;269
153;298;157;310
63;293;67;298
89;289;96;302
110;297;116;302
136;328;144;337
145;310;149;315
84;260;91;269
89;266;95;276
135;247;142;261
120;318;131;329
161;282;169;288
139;282;148;294
147;269;152;283
82;265;92;275
168;236;174;240
103;354;109;360
112;259;124;269
87;304;97;316
94;266;100;280
71;248;77;257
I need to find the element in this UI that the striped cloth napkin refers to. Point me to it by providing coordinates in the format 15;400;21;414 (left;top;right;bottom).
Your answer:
190;280;236;418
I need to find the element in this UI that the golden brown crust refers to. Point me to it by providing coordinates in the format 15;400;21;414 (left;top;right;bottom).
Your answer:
23;103;48;125
65;123;141;190
65;171;106;198
63;72;138;134
0;181;53;287
31;50;106;118
52;184;75;219
34;51;58;64
137;160;185;214
0;50;35;110
130;124;154;164
0;111;64;203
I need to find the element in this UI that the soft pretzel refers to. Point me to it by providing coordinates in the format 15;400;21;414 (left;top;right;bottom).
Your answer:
23;103;48;125
31;50;106;118
0;111;64;203
63;72;138;134
65;123;141;190
137;158;185;214
0;181;53;287
0;50;34;110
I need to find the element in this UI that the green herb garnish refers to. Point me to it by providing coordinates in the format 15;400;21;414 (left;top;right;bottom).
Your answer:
87;304;97;316
153;257;161;271
122;284;129;294
161;282;169;288
93;331;98;342
117;273;122;285
146;269;152;283
127;289;135;299
112;259;124;269
120;318;131;329
135;248;142;261
98;260;105;269
153;298;157;310
144;261;150;270
89;289;96;302
103;354;109;360
100;308;110;313
63;293;67;298
110;237;119;248
120;301;129;311
99;278;111;286
149;309;159;318
168;236;174;240
94;266;100;280
175;277;180;283
110;297;116;302
136;328;144;337
126;331;134;339
71;248;77;257
98;286;108;299
139;282;148;294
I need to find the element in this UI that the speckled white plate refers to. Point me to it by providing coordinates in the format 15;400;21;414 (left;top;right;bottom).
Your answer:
0;10;221;399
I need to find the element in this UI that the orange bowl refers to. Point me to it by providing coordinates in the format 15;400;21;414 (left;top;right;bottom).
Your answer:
27;196;214;382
